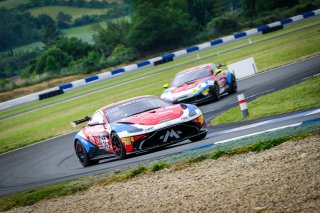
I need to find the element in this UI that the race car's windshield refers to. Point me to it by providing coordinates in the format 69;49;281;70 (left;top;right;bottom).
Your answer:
171;68;211;87
104;97;171;123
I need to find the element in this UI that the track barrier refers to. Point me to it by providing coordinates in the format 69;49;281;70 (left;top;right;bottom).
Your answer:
39;89;64;100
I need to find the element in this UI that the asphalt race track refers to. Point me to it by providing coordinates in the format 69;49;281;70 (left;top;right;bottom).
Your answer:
0;55;319;197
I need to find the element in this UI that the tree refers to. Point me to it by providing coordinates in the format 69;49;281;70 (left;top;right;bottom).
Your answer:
241;0;256;17
56;11;72;29
207;11;241;35
42;22;62;46
35;47;72;74
241;0;300;17
0;8;41;52
55;37;93;60
93;18;130;57
128;0;195;52
187;0;225;27
36;14;55;29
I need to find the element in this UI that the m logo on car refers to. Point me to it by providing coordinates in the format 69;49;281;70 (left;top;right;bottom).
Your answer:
160;129;181;143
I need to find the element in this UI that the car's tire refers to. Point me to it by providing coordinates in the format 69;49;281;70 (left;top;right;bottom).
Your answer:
229;75;238;94
111;133;126;160
213;83;220;100
75;140;99;167
189;131;207;142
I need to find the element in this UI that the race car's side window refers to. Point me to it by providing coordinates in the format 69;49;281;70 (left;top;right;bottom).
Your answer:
210;64;218;75
88;111;104;125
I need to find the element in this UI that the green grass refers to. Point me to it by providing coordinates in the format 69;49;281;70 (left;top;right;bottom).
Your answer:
28;6;108;20
211;75;320;125
0;0;30;8
63;24;98;43
63;18;127;43
150;161;169;172
0;16;320;154
13;42;45;53
1;129;318;211
0;177;93;211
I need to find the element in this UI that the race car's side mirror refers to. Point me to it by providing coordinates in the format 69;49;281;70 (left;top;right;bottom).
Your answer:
163;83;169;89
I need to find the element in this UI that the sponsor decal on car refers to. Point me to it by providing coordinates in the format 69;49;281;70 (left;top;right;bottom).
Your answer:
159;129;182;143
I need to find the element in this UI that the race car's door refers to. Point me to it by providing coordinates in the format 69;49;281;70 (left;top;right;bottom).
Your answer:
85;111;111;150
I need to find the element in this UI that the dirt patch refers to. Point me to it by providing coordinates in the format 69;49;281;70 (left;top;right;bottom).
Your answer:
7;136;320;213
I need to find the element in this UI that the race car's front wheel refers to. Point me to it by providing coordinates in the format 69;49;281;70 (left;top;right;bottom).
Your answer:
111;133;126;160
75;141;99;167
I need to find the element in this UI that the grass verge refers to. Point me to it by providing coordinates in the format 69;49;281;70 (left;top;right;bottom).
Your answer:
1;127;319;212
0;178;94;211
210;75;320;125
28;6;108;20
0;17;319;154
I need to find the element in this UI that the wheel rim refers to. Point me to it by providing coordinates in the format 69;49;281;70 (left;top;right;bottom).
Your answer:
112;136;123;157
76;142;85;164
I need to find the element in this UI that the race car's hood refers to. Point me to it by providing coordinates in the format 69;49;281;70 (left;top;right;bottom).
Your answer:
117;105;184;126
170;78;207;94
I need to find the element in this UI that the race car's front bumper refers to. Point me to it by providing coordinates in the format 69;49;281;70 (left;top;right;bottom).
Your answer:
129;120;206;152
173;85;216;105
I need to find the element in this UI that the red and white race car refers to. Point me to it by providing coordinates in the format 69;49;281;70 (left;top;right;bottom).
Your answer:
161;63;237;104
72;95;207;167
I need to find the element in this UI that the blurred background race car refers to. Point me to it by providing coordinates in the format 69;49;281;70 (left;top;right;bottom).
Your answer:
161;63;237;104
72;95;207;167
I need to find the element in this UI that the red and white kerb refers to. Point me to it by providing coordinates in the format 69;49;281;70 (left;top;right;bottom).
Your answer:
237;94;249;117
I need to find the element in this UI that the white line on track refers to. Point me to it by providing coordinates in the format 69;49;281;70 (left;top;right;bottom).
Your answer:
206;108;320;138
214;122;301;145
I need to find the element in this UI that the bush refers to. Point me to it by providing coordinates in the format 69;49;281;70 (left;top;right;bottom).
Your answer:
207;11;241;36
293;2;320;14
107;44;138;65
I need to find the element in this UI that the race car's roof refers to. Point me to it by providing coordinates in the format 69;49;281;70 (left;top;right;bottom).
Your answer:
100;95;156;111
177;63;213;75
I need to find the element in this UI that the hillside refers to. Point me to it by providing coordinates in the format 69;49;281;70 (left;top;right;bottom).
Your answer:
0;0;121;9
28;6;108;20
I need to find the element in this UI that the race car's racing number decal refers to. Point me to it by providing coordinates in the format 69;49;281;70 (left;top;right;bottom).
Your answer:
100;134;110;149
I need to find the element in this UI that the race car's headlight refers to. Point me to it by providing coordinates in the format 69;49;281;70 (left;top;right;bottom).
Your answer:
161;90;177;102
189;109;200;117
121;137;134;143
126;128;143;133
199;82;207;88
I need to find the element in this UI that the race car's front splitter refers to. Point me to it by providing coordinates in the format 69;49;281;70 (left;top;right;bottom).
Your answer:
130;121;207;152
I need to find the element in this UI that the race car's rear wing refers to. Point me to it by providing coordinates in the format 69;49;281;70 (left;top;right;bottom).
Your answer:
71;116;91;127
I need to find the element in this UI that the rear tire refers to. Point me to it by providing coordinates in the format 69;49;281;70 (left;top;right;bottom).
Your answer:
75;141;99;167
111;133;126;160
189;131;207;142
229;75;238;94
213;83;220;100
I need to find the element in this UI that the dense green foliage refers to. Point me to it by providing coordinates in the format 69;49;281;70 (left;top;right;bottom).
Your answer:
13;0;124;10
0;8;41;51
0;0;319;93
128;0;194;52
